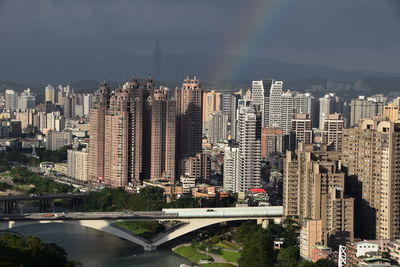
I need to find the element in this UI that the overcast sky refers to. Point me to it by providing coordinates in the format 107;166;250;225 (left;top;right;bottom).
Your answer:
0;0;399;80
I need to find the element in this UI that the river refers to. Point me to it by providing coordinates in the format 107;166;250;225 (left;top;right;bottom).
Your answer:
13;223;193;267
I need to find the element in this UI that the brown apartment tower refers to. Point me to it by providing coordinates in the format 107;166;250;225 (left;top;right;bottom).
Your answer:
342;117;400;240
175;77;202;175
150;88;176;181
89;78;175;186
88;82;110;182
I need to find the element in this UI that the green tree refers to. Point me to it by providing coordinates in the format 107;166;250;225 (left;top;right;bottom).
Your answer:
315;259;336;267
275;246;299;267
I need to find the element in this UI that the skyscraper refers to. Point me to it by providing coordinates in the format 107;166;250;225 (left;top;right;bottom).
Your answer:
5;90;17;110
252;79;283;127
88;82;110;183
202;90;221;133
349;95;386;127
321;113;343;151
176;77;202;175
153;41;162;80
223;146;239;192
319;93;343;128
290;114;313;150
150;88;176;181
237;104;262;192
281;91;315;134
208;111;228;144
45;85;56;104
342;117;400;240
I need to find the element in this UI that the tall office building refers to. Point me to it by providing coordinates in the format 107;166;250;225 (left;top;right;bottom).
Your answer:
252;79;283;127
349;95;386;126
281;91;315;134
223;146;239;192
208;111;228;144
45;85;56;104
237;104;262;192
182;152;211;184
88;82;110;182
150;88;176;181
176;77;202;174
321;113;343;151
5;90;17;110
202;91;221;132
18;88;35;110
342;117;400;240
319;93;343;128
284;144;354;250
290;114;312;150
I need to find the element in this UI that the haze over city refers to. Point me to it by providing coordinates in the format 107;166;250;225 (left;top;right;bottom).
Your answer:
0;0;400;82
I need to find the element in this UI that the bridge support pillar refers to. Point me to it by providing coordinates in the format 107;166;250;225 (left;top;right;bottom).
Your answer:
143;244;157;252
257;219;269;229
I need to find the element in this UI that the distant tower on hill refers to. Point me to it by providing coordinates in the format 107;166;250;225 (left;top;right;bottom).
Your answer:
153;41;162;80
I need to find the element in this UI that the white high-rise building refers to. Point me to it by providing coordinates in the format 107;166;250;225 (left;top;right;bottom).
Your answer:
237;105;262;192
223;146;239;192
252;79;283;127
18;88;35;110
319;93;343;128
5;90;17;110
45;85;56;104
281;91;315;134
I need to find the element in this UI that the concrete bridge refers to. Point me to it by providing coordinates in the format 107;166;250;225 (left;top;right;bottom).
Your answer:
0;206;283;251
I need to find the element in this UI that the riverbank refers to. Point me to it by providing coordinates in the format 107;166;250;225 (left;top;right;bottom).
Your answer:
172;243;239;267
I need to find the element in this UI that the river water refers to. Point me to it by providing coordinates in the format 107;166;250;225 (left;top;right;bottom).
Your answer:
13;223;192;267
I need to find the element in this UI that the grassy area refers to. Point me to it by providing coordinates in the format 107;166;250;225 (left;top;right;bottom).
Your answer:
115;221;165;239
215;241;240;250
14;184;34;192
201;263;236;267
221;250;240;262
174;246;210;264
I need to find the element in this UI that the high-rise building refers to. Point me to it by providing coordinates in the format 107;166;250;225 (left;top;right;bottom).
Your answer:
223;146;239;192
88;82;110;183
290;114;312;150
319;93;343;128
261;127;284;158
103;85;131;187
67;149;89;181
182;152;211;184
150;88;176;181
45;85;56;104
202;91;221;132
46;131;72;151
342;117;400;240
281;91;316;134
208;111;228;144
252;79;283;127
321;113;343;151
284;144;354;251
5;90;17;110
349;95;386;127
18;88;36;110
237;104;262;192
176;77;202;174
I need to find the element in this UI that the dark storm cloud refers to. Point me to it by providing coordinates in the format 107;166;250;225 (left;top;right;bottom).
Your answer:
0;0;399;81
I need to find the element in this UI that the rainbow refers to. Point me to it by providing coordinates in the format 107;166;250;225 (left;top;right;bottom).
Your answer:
210;0;293;84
